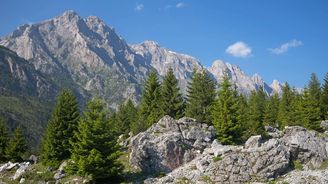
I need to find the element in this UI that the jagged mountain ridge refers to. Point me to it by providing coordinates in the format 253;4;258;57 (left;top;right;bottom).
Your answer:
0;10;282;106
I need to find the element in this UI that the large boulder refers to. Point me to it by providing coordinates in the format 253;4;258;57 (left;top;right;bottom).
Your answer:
129;115;216;174
146;137;291;184
12;162;31;180
282;126;328;169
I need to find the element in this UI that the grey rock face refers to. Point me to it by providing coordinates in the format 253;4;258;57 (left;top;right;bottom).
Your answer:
13;162;31;180
129;115;216;174
146;138;290;184
277;170;328;184
141;123;328;184
282;126;328;169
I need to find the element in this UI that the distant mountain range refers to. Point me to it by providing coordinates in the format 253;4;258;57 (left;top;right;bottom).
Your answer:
0;11;283;145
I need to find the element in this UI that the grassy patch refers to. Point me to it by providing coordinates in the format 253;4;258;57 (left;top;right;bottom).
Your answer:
319;159;328;169
200;175;215;184
176;176;192;184
212;156;222;162
155;171;166;178
292;160;303;170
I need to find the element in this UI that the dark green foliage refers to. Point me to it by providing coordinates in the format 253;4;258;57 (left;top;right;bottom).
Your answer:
321;73;328;119
137;71;163;133
0;119;9;161
263;93;280;127
5;127;27;162
160;68;185;119
110;99;138;136
246;89;267;137
278;83;296;129
212;74;241;145
68;99;123;181
41;90;80;167
185;69;216;124
308;73;321;102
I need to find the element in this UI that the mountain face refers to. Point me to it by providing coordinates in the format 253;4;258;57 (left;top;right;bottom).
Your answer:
0;46;56;146
0;10;282;106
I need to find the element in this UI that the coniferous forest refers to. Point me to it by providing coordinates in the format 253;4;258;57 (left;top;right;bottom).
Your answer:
1;68;328;182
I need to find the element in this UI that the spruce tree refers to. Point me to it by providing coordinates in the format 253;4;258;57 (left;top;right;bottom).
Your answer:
212;74;240;145
138;71;163;131
161;68;184;119
0;119;9;161
41;90;80;167
247;89;266;137
5;127;27;162
308;73;321;102
111;99;138;136
263;93;280;127
277;83;295;129
68;99;123;181
321;73;328;119
185;69;216;124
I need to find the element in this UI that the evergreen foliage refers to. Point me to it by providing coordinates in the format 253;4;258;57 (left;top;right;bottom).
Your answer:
277;83;296;129
41;90;80;167
160;68;185;119
138;71;163;132
68;99;123;181
321;73;328;119
5;127;27;162
185;69;216;123
246;89;267;137
212;74;241;145
0;119;9;161
263;93;280;127
110;99;138;136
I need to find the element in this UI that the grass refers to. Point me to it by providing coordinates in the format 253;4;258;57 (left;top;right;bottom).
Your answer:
200;175;215;184
319;159;328;170
212;156;222;162
292;160;303;170
155;171;166;178
176;176;193;184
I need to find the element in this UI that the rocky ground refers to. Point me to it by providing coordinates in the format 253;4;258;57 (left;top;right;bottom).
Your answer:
1;117;328;184
130;116;328;184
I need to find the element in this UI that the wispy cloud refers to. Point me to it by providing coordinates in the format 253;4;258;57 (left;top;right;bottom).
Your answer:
269;39;303;55
176;2;187;8
226;41;252;58
135;3;144;11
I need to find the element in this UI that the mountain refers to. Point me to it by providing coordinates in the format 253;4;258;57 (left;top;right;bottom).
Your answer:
0;11;283;146
0;46;56;146
0;11;282;100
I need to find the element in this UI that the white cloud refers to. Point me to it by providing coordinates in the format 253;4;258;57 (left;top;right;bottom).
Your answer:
226;41;252;58
176;2;187;8
135;4;144;11
269;39;303;55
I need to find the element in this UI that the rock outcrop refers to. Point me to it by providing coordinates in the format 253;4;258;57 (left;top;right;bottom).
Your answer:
130;115;216;174
130;117;328;183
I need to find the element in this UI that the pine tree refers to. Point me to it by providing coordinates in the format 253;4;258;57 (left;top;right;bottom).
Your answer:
308;73;321;102
296;88;322;130
185;69;216;124
247;89;267;137
212;74;240;145
263;93;280;127
321;73;328;119
5;127;27;162
0;119;9;161
111;99;138;136
41;90;80;167
138;71;163;131
161;68;184;119
68;99;123;181
278;83;295;129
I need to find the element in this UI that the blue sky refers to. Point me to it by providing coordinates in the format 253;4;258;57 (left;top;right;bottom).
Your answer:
1;0;328;87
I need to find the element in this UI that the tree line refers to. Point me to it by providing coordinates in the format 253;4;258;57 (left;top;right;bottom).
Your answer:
1;68;328;181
